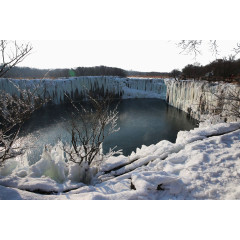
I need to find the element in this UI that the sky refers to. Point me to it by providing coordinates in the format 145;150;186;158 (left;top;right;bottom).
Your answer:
17;40;240;73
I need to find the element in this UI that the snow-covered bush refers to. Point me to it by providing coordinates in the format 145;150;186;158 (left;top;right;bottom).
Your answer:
61;94;121;183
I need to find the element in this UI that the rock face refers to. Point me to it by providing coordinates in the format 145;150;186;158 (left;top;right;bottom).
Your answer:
165;80;240;122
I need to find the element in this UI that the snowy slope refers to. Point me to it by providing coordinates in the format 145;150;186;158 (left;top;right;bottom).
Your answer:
1;122;240;200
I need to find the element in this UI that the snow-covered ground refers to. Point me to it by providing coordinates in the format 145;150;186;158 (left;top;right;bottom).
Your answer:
1;122;240;200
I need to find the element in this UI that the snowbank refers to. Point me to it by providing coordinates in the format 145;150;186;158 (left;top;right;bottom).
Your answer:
1;122;240;199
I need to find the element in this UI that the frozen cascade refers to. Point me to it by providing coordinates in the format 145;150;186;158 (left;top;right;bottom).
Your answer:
0;76;167;104
1;77;239;122
166;80;240;123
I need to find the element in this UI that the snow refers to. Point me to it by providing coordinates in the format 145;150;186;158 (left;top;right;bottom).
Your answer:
0;122;240;200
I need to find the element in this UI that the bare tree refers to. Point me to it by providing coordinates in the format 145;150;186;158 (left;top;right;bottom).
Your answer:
0;40;33;78
0;83;45;166
170;69;181;81
0;40;46;166
62;94;121;170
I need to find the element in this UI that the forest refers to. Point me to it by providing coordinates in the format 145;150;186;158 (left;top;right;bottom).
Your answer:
180;57;240;82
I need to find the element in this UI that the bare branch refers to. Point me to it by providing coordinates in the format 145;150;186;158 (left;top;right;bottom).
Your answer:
177;40;202;59
234;42;240;56
0;40;33;77
0;83;47;166
177;40;240;60
61;93;120;171
209;40;219;58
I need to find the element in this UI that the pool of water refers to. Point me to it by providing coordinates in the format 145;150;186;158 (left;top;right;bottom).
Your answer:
20;99;198;163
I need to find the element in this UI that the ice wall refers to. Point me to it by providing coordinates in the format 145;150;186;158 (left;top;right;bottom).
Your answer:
166;80;240;122
0;76;167;104
1;77;239;122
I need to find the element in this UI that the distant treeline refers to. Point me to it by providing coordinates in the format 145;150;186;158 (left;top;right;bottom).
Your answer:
3;58;240;82
2;65;127;79
180;57;240;82
2;65;170;79
127;70;169;78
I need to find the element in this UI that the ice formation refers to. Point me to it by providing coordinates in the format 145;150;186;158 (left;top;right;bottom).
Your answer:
166;80;240;122
0;77;167;104
1;77;239;122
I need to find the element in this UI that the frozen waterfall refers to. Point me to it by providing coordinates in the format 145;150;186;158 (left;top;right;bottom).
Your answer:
1;77;239;122
166;80;240;122
0;76;167;104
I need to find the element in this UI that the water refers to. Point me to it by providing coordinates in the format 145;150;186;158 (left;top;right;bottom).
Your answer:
20;99;198;163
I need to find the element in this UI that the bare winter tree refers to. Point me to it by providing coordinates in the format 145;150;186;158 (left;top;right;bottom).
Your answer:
0;83;45;166
170;69;181;81
0;40;46;166
0;40;33;77
62;94;121;170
